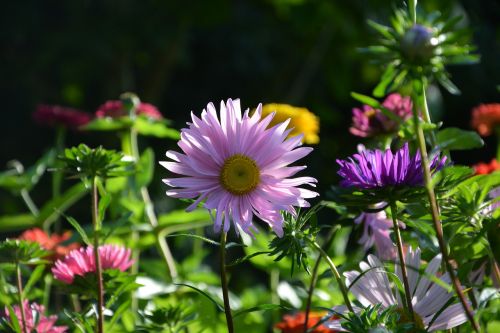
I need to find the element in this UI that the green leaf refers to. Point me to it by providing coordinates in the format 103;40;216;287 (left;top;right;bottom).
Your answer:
98;191;112;224
174;283;224;312
436;73;460;95
233;304;291;318
107;300;132;331
351;92;381;109
22;264;46;297
64;214;91;245
226;251;272;267
134;117;180;139
5;305;22;333
36;182;88;229
372;64;397;97
0;214;36;232
136;148;155;187
83;117;133;131
436;127;484;151
367;20;394;39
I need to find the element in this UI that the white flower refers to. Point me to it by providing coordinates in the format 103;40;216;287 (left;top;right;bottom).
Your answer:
328;247;470;331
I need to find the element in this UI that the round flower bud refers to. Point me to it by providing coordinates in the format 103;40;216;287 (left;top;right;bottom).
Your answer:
400;24;436;65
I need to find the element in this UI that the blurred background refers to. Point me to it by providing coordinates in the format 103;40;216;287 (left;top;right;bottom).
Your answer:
0;0;498;213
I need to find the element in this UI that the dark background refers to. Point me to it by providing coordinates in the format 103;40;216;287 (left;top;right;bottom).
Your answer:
0;0;499;213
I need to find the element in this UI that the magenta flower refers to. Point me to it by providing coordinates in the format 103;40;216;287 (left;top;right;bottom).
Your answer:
337;143;446;189
3;301;67;333
161;99;318;236
350;93;412;137
96;100;162;120
52;245;134;284
33;105;92;130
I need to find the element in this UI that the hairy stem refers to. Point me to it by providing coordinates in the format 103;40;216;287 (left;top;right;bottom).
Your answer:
220;232;234;333
304;226;339;333
390;201;415;319
412;87;480;332
91;177;104;333
309;240;353;312
16;263;28;333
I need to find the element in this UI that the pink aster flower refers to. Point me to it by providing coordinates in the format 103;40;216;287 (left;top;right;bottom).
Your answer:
160;99;318;236
354;207;405;260
33;105;92;130
328;247;469;331
52;245;133;284
3;301;67;333
350;93;412;138
96;100;162;120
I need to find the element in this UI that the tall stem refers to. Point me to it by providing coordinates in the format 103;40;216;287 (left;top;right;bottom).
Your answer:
412;87;480;332
125;129;178;280
16;263;28;333
304;226;339;333
309;240;353;312
20;189;39;216
91;177;105;333
219;232;234;333
389;201;415;319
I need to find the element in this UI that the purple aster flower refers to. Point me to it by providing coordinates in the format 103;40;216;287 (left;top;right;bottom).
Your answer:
337;143;446;189
350;93;412;138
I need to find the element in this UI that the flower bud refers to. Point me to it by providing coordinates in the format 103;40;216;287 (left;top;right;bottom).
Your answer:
400;24;436;65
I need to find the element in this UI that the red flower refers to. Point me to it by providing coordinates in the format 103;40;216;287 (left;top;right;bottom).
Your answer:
19;228;80;261
96;100;162;120
275;312;337;333
473;158;500;175
33;105;92;129
471;103;500;136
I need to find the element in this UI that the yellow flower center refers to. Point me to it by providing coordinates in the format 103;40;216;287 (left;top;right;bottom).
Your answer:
220;154;260;195
395;308;425;331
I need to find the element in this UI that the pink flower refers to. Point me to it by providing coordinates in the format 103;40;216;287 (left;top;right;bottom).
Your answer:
355;211;396;260
350;93;412;137
161;99;318;236
51;245;134;284
33;105;92;130
96;100;162;120
3;301;67;333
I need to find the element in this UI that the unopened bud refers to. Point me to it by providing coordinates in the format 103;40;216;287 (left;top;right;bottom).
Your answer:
400;24;436;65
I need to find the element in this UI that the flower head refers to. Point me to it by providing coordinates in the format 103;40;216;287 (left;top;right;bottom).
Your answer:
52;245;133;284
471;104;500;136
275;312;336;333
33;105;92;130
350;94;412;138
473;158;500;175
261;103;320;144
337;143;446;189
3;300;67;333
354;206;405;260
96;100;162;120
329;247;469;331
19;228;79;261
161;99;318;236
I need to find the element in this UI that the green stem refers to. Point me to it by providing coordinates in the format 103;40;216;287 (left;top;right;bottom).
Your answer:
43;274;52;311
409;0;417;24
309;239;353;312
52;127;66;232
412;88;480;332
20;189;39;216
124;129;178;280
303;226;339;333
92;177;105;333
220;232;234;333
16;263;28;333
389;201;415;319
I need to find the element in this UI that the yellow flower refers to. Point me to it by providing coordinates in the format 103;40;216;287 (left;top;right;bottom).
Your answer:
261;103;320;144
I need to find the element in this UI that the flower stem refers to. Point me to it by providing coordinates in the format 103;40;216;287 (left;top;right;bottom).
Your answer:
16;263;28;333
124;129;178;280
304;226;339;333
412;88;480;332
309;239;353;312
20;189;39;217
219;231;234;333
389;201;415;319
91;177;104;333
52;126;66;232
